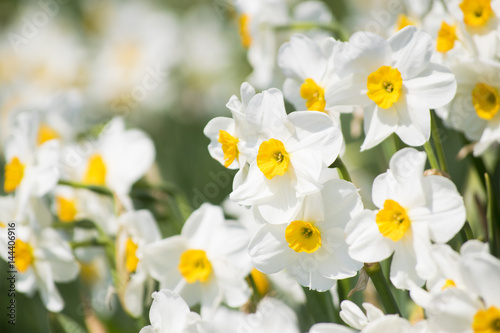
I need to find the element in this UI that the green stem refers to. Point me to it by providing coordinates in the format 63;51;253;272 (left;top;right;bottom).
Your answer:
423;141;440;170
302;288;340;324
364;263;401;316
58;180;113;196
459;221;474;242
70;239;108;249
431;112;449;174
485;173;498;255
275;21;349;41
329;157;352;182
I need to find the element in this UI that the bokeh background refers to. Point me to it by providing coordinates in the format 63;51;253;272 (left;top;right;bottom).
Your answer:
0;0;493;331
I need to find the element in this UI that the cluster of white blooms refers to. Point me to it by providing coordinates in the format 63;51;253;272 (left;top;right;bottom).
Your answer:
2;0;500;332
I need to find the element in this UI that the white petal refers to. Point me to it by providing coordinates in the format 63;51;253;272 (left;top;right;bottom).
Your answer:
103;128;155;195
394;96;430;147
345;210;395;263
278;34;327;82
460;252;500;307
420;175;466;243
390;234;425;289
248;223;296;274
34;261;64;312
309;323;357;333
322;179;363;229
362;315;412;333
389;26;433;79
148;289;195;332
287;111;342;165
339;300;367;330
182;203;225;249
361;105;398;151
404;63;457;109
124;271;147;317
140;236;187;283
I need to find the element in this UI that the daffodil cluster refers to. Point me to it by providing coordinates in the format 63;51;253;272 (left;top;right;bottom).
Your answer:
2;0;500;332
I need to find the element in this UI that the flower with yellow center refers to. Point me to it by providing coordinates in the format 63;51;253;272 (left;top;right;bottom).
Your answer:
249;178;363;291
367;66;403;109
460;0;493;28
300;78;326;111
256;139;290;180
397;14;415;31
437;22;458;53
56;196;78;222
238;14;252;49
218;130;240;168
178;249;212;284
4;156;25;193
472;83;500;120
83;154;107;186
285;220;322;253
332;26;457;150
376;199;411;242
473;306;500;333
140;204;252;318
125;238;140;273
14;239;34;273
37;124;60;146
346;148;465;289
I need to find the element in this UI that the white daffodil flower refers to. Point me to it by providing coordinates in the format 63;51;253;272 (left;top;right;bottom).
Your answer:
446;0;500;59
248;175;363;291
204;82;258;169
409;240;489;304
435;59;500;155
141;203;252;319
3;114;60;218
230;88;342;224
345;148;466;289
234;0;289;89
210;297;300;333
413;243;500;333
116;210;162;318
330;26;456;150
311;300;430;332
74;117;155;210
139;289;209;333
339;300;385;330
277;33;350;155
0;224;79;312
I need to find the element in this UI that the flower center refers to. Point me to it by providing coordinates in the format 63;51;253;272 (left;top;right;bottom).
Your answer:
125;238;139;273
376;199;411;242
367;66;403;109
218;130;240;168
285;220;322;253
437;22;458;53
4;156;25;193
441;279;457;290
460;0;493;27
257;139;290;180
473;306;500;333
238;14;252;49
472;83;500;120
397;14;414;31
37;124;59;146
300;78;326;111
14;239;34;273
83;154;107;186
250;268;270;296
56;196;78;222
178;249;212;283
